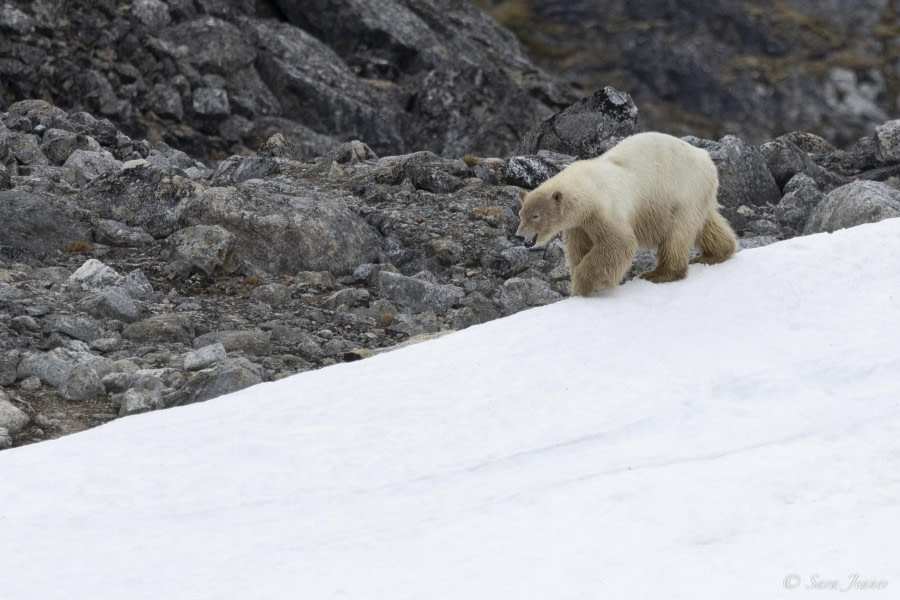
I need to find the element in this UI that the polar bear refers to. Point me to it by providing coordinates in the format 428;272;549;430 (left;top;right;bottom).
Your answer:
515;132;738;296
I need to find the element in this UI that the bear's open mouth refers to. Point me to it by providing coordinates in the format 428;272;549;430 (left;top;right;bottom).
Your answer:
523;235;537;248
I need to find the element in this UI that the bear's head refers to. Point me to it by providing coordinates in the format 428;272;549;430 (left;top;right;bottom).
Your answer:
516;187;564;248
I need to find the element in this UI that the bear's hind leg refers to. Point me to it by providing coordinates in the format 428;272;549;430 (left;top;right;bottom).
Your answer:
641;234;690;283
690;212;738;265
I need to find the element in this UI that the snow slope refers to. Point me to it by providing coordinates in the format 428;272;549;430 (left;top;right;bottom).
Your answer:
2;220;900;599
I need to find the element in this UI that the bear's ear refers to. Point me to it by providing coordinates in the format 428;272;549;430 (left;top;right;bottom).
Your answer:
518;188;527;204
552;191;562;203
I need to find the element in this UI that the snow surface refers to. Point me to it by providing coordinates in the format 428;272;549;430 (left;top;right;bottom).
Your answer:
2;220;900;599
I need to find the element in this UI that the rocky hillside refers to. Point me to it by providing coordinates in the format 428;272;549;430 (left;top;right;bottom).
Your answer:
0;0;574;161
2;91;900;449
476;0;900;145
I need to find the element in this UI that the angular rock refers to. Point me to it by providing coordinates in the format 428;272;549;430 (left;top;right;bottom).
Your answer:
164;225;237;277
505;155;561;189
119;388;164;416
317;140;378;165
374;271;464;312
875;120;900;163
58;364;105;402
184;181;382;275
19;376;41;392
63;149;121;181
386;312;440;336
123;269;155;300
122;314;195;345
77;287;141;323
775;174;824;231
322;288;370;311
428;239;464;267
183;343;228;371
0;396;29;434
517;87;638;159
67;259;124;288
193;330;271;355
500;277;561;314
804;181;900;234
0;427;11;449
393;153;466;194
43;314;105;343
94;219;155;247
0;191;91;260
168;358;263;406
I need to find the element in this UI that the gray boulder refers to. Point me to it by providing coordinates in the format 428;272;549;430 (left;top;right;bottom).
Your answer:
77;287;141;323
43;314;105;343
500;277;561;314
184;180;382;275
183;343;228;372
374;271;464;312
58;364;105;402
517;87;638;159
804;181;900;234
94;219;155;247
875;120;900;163
63;149;121;181
249;283;292;307
123;269;155;300
0;191;91;260
688;135;781;214
17;352;74;388
168;358;264;406
0;427;11;450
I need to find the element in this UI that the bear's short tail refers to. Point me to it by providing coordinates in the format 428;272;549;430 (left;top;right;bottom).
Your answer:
694;211;738;265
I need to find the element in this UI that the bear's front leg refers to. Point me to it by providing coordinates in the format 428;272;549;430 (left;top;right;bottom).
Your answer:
569;231;637;296
563;227;593;269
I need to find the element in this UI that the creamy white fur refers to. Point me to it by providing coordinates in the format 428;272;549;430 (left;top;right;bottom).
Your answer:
516;132;737;295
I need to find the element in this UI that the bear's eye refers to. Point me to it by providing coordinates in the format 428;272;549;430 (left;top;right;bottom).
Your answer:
531;214;539;221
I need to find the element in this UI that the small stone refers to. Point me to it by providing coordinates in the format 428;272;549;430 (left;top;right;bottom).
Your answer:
78;287;141;322
874;120;900;163
19;376;41;391
89;336;124;353
123;269;155;300
164;225;237;277
122;314;195;345
249;283;292;306
95;219;155;247
0;349;21;386
0;427;11;450
500;277;561;314
192;330;271;355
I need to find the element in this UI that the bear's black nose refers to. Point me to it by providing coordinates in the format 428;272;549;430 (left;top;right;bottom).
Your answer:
523;238;535;248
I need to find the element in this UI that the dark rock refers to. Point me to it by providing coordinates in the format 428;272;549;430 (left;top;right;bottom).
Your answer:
688;135;781;214
94;219;155;248
17;352;74;388
374;271;464;312
119;388;163;416
123;269;155;300
517;87;638;159
0;191;91;260
168;358;263;406
804;181;900;234
77;288;141;323
75;161;203;237
505;155;561;189
500;277;561;313
775;174;824;231
393;153;466;194
43;315;105;343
